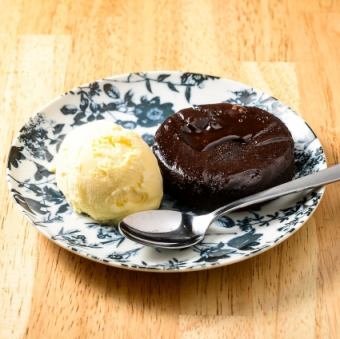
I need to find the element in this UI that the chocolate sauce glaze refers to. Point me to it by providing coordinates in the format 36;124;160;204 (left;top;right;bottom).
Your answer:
153;103;295;210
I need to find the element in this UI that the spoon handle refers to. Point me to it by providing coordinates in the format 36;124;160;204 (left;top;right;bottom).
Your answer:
211;164;340;221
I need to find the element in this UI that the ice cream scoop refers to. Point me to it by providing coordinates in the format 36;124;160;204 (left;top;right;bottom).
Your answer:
55;120;163;223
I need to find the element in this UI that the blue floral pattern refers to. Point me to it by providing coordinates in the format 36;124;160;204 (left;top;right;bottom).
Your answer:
7;71;326;272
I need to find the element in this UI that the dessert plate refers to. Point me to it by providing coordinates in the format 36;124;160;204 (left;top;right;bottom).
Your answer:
7;71;326;272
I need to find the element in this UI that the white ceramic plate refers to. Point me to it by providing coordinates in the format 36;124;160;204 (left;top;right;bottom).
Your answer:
7;71;326;272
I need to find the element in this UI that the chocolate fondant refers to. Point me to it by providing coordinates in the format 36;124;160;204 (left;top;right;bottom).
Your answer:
153;103;295;210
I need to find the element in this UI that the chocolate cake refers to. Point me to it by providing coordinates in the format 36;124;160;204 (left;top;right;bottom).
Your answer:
153;103;295;209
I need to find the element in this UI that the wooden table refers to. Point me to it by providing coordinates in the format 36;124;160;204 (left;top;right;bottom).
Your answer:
1;1;340;338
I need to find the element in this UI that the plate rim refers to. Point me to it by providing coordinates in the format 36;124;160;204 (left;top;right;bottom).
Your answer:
6;70;327;273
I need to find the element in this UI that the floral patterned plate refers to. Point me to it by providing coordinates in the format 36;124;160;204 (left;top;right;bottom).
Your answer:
7;71;326;272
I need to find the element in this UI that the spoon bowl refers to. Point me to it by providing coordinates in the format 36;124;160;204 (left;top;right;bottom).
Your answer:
119;210;210;248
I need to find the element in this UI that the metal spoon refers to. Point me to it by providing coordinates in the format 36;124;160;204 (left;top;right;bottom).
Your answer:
119;164;340;249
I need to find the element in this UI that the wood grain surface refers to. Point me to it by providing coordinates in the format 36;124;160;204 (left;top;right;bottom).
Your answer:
1;1;340;338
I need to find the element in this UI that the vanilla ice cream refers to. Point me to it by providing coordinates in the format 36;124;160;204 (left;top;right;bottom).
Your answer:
55;121;163;222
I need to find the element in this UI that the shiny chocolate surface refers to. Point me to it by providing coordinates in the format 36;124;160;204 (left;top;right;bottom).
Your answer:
154;103;295;209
